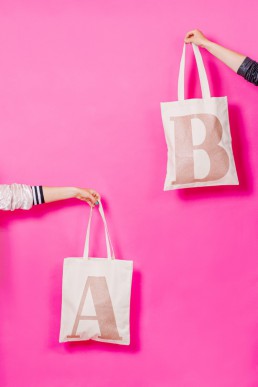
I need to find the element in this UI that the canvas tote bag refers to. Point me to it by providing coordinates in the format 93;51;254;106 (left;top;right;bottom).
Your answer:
59;202;133;345
161;43;239;190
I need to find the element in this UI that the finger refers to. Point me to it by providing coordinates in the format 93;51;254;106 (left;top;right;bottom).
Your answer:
86;199;95;208
87;193;97;205
185;30;195;39
79;194;96;207
89;189;99;197
184;33;195;43
89;189;101;202
184;37;192;43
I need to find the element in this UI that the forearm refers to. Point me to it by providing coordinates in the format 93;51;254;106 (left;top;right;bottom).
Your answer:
42;186;79;203
203;41;246;73
185;29;257;86
0;184;99;211
0;185;79;210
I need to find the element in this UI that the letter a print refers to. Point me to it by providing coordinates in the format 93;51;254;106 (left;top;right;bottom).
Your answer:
67;276;122;341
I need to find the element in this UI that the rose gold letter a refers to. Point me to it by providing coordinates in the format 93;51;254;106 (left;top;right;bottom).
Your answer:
67;276;122;341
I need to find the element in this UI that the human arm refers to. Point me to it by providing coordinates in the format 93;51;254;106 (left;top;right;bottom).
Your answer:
0;184;100;211
184;29;258;86
42;186;99;207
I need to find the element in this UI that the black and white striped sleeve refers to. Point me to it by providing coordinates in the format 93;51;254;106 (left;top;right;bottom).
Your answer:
31;186;45;205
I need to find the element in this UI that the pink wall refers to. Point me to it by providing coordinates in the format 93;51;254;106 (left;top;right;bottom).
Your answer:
0;1;258;386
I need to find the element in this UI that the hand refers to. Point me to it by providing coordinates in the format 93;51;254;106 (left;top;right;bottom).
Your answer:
184;29;210;48
75;188;100;207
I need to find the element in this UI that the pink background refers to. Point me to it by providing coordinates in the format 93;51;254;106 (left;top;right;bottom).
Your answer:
0;1;258;386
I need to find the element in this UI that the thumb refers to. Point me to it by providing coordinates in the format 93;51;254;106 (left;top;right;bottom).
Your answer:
184;37;192;43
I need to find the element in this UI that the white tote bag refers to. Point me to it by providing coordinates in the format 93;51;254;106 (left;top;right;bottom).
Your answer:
161;43;239;190
59;202;133;345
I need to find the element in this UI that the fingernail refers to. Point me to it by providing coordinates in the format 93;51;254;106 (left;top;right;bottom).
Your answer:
96;201;99;205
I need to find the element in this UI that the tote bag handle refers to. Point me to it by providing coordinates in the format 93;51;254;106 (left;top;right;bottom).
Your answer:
178;43;211;101
83;201;115;260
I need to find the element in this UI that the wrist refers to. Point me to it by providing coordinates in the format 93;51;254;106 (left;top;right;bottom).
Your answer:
42;186;80;203
58;187;79;200
69;187;80;199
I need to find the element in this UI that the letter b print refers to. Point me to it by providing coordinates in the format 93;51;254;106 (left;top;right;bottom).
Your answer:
170;113;230;184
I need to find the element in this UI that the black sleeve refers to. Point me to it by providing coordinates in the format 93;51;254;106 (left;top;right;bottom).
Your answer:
31;186;45;205
237;57;258;86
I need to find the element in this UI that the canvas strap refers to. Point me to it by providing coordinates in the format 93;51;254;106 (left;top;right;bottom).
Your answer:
83;201;115;260
178;43;211;101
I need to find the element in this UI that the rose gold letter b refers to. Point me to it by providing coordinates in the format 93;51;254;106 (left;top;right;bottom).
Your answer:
171;114;230;184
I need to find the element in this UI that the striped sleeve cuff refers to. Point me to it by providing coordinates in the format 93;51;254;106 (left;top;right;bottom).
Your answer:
31;186;45;205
